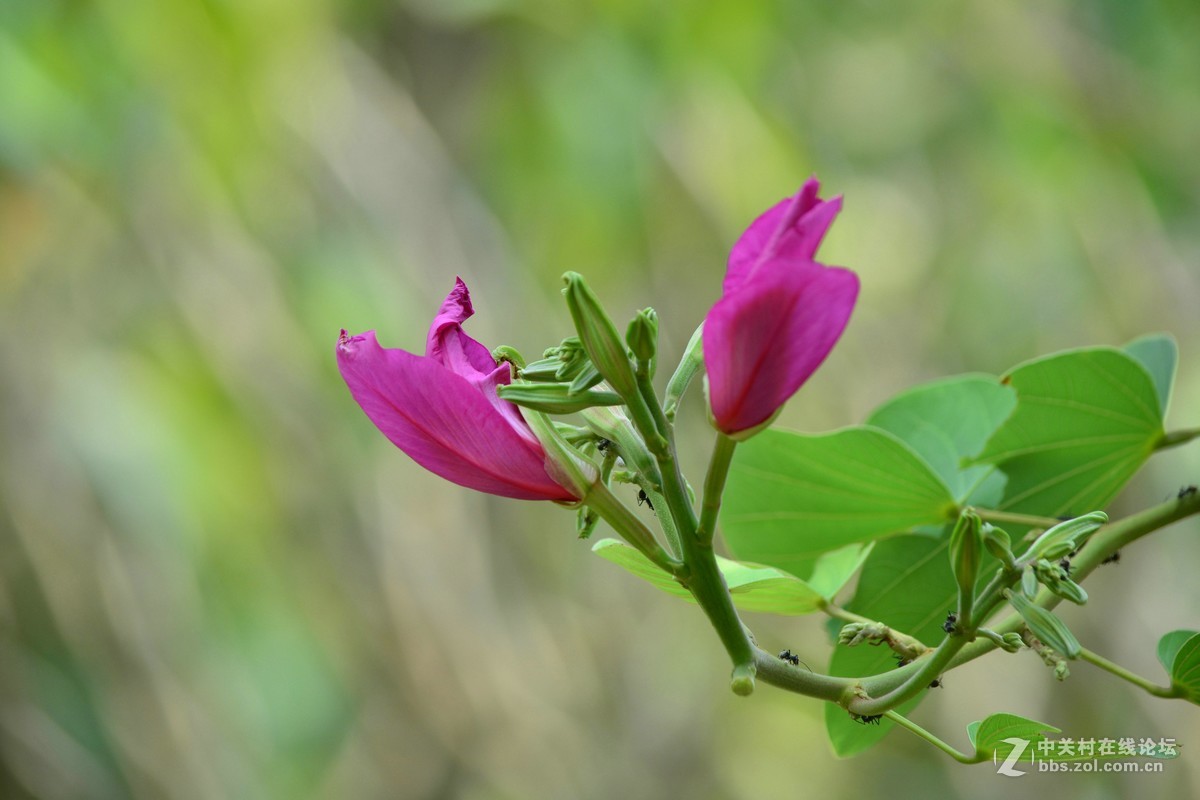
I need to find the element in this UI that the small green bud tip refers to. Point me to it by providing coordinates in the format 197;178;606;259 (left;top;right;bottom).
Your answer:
562;272;639;397
1001;632;1025;653
626;308;659;366
491;345;526;371
730;663;756;696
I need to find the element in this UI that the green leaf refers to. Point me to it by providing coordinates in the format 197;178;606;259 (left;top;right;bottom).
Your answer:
1157;629;1199;672
825;534;957;757
722;427;956;578
973;347;1165;517
1168;632;1200;704
970;712;1061;760
591;539;825;615
868;374;1016;505
806;543;874;600
1124;334;1177;418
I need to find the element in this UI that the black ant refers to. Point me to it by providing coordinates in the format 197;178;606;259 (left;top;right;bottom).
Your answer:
1101;550;1121;565
942;612;958;634
778;650;810;670
1058;557;1072;576
928;676;944;689
1179;485;1197;499
636;489;655;512
596;438;612;453
854;714;883;726
893;654;910;668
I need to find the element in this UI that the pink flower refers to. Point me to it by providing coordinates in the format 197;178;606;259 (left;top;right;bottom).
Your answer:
703;178;860;435
337;278;577;501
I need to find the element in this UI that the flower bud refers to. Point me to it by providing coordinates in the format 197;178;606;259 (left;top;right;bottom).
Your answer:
982;524;1015;567
1019;511;1107;562
498;383;625;414
663;324;704;422
1005;590;1080;659
949;510;983;626
1000;632;1025;653
626;307;659;373
1021;566;1039;598
562;272;638;399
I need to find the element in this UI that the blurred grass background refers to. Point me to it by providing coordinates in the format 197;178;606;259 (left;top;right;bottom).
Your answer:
2;1;1200;798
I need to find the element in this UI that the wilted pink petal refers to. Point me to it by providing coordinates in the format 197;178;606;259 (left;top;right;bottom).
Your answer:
704;178;859;435
338;281;577;502
723;177;843;294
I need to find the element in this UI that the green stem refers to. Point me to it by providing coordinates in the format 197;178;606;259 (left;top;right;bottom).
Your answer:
885;711;984;763
751;646;854;701
697;434;737;546
629;368;755;690
817;600;875;626
1157;427;1200;450
848;634;968;716
585;482;682;575
974;509;1062;530
1078;647;1182;698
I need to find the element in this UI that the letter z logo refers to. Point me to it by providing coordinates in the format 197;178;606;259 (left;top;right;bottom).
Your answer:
995;738;1030;777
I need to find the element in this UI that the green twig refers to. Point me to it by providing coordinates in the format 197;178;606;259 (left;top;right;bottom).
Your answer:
1157;427;1200;450
696;434;737;546
885;711;984;763
974;509;1061;530
1078;647;1182;699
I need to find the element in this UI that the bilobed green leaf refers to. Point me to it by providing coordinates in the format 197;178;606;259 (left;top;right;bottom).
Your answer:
1168;632;1200;704
1124;334;1177;417
972;347;1165;517
867;375;1016;505
590;539;825;615
722;427;956;578
825;534;958;757
970;712;1061;760
1157;629;1198;672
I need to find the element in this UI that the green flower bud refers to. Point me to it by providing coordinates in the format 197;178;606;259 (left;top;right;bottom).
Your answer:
1048;578;1088;606
663;323;704;422
1005;590;1080;659
498;383;625;414
567;363;604;393
625;307;658;373
949;510;984;626
1019;511;1108;563
562;272;638;399
518;356;566;382
491;345;526;370
982;523;1015;566
1001;632;1026;653
1021;566;1040;598
1054;661;1071;681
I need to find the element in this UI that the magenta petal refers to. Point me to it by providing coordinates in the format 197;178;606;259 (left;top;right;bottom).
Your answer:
704;261;859;434
338;330;575;501
426;277;501;380
724;179;843;294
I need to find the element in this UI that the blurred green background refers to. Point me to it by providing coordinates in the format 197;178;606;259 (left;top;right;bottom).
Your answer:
2;1;1199;798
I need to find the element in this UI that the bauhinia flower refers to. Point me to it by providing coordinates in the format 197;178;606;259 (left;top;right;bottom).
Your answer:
337;278;579;501
703;177;860;436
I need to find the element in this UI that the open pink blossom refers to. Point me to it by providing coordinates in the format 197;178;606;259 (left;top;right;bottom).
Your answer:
337;278;577;501
704;178;860;435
